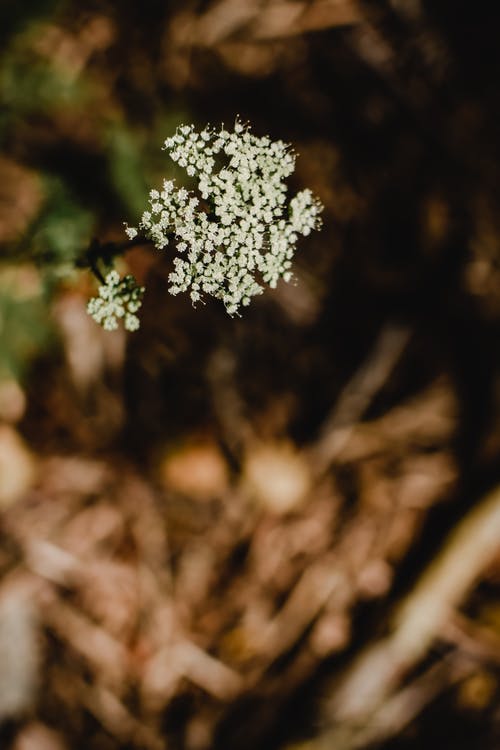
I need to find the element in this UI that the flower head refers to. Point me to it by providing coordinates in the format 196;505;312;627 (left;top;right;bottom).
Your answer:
87;271;144;332
127;118;323;317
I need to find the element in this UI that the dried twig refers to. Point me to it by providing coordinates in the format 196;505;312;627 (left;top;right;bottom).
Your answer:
297;482;500;749
310;324;411;473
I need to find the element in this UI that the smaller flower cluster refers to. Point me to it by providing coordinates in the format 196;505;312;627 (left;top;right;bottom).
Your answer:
87;271;144;332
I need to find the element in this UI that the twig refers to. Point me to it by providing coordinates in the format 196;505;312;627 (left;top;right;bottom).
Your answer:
299;482;500;750
310;323;411;474
76;236;154;283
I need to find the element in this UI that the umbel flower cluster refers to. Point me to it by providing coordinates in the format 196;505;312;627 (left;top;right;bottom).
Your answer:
88;119;323;328
87;271;144;331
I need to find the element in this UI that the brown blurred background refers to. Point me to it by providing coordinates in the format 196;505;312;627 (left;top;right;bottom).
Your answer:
1;1;500;749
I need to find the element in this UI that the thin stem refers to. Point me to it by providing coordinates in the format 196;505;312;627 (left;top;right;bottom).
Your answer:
76;235;155;284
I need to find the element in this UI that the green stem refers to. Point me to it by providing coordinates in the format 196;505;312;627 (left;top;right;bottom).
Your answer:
77;235;155;283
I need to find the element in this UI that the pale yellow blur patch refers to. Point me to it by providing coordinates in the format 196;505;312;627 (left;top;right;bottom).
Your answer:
0;425;36;507
0;379;26;423
160;440;229;500
243;441;311;514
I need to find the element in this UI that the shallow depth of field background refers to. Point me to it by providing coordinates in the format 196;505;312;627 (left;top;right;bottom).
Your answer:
1;1;500;749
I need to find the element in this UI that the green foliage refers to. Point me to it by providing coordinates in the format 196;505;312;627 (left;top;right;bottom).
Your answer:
0;52;84;117
0;0;195;368
0;3;85;143
0;0;63;48
0;267;52;380
0;175;92;382
105;125;149;217
26;175;94;276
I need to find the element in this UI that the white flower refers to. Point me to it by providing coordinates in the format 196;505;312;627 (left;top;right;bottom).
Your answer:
124;118;323;319
124;224;138;240
87;272;145;332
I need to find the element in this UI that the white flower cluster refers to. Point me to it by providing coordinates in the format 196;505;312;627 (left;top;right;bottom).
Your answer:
87;271;144;331
125;119;323;316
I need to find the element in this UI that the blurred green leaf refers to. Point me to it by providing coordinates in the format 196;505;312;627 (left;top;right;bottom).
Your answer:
106;125;149;217
0;0;62;48
0;51;85;117
0;267;53;380
24;175;94;279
